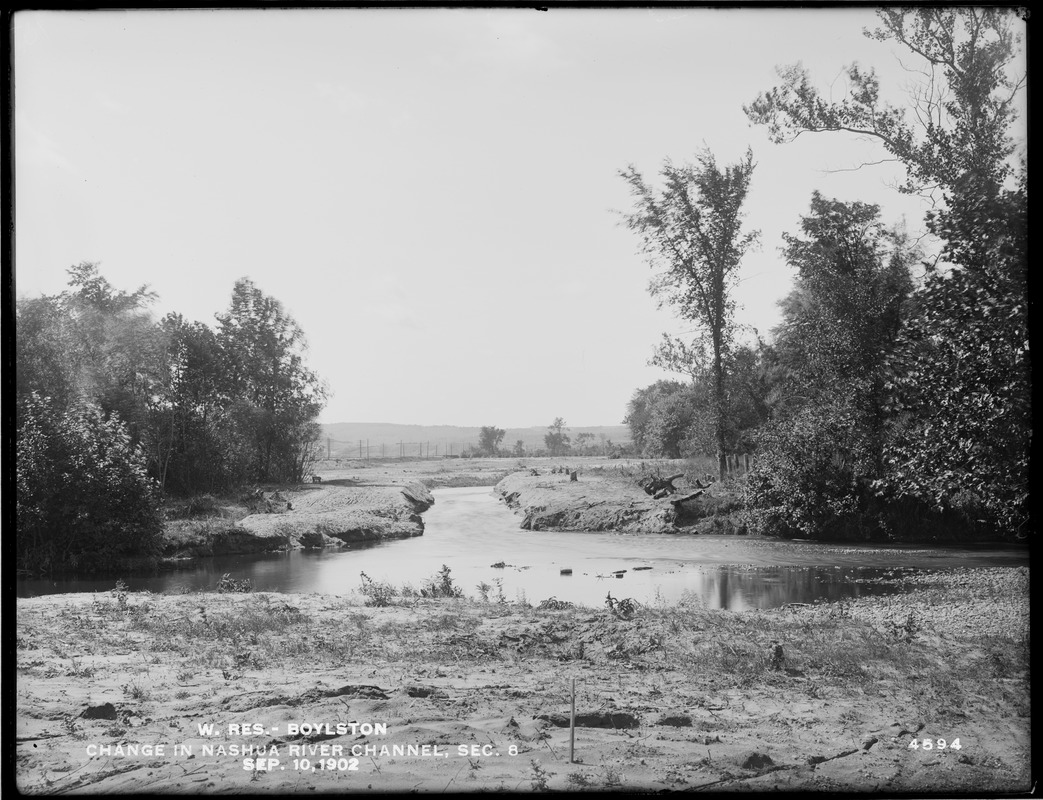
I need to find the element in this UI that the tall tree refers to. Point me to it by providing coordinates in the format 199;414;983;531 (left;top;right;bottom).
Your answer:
478;426;506;456
544;417;570;457
621;149;758;479
215;278;327;483
745;7;1028;538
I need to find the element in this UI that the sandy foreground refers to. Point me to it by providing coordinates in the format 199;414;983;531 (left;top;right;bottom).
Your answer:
14;566;1029;794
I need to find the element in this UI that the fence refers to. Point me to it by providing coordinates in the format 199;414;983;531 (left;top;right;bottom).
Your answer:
318;438;488;461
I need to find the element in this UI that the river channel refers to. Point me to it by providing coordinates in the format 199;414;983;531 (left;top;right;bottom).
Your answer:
18;487;1027;609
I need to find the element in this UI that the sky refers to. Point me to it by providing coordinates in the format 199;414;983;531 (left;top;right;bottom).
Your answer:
13;8;1028;428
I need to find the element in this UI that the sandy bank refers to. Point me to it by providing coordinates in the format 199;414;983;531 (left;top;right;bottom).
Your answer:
15;567;1028;794
159;482;433;561
494;468;741;534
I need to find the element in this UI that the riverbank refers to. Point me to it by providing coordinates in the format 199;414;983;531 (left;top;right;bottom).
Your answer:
494;464;742;534
14;567;1029;794
157;482;434;564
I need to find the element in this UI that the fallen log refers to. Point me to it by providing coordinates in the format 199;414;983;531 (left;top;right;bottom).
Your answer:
639;472;684;496
669;489;705;507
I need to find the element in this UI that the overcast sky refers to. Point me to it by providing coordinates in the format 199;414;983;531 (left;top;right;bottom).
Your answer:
13;8;1027;428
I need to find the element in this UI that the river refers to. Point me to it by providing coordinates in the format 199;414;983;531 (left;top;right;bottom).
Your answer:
17;487;1027;609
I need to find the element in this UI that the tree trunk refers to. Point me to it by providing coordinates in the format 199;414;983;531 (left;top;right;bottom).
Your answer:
713;332;727;482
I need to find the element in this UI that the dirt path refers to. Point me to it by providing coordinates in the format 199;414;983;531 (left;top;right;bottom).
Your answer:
14;568;1029;794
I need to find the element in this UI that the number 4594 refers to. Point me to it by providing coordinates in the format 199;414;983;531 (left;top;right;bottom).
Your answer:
909;738;961;750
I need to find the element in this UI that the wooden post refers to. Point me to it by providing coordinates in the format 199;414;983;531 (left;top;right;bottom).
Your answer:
569;677;576;763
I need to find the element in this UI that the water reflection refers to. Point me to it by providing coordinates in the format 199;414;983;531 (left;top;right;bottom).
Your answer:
17;487;1026;610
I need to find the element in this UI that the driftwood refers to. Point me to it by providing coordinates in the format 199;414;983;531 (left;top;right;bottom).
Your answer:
669;489;704;507
639;472;684;497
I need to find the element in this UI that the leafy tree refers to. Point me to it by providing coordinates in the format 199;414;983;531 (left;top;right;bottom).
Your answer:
624;380;684;454
775;194;914;464
512;439;526;457
151;313;229;493
621;149;758;479
544;417;571;457
16;262;168;444
215;278;327;483
746;8;1028;538
16;394;163;573
478;426;506;456
574;432;595;453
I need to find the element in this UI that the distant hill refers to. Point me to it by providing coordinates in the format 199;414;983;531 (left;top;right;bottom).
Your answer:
318;422;630;459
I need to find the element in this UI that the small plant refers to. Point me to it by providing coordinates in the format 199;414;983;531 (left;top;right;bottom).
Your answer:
122;681;150;701
602;764;624;787
476;582;492;602
886;610;921;642
420;565;464;599
215;573;252;593
529;759;553;791
359;571;397;607
605;593;637;620
565;772;593;788
111;579;129;609
537;597;574;611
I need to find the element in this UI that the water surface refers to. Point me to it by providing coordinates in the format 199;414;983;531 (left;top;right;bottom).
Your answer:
17;487;1027;610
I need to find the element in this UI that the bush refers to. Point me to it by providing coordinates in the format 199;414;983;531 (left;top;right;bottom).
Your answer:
16;394;163;573
743;403;876;540
420;565;463;599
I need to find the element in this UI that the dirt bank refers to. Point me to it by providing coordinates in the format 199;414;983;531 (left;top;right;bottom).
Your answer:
159;482;433;561
15;567;1028;794
494;467;741;534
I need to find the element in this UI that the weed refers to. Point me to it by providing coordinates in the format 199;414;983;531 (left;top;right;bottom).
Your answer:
359;571;397;607
174;690;190;700
603;764;624;787
529;759;553;791
122;681;150;701
111;580;129;609
476;582;492;602
420;565;463;599
538;597;574;611
492;579;507;604
886;610;921;642
605;593;637;620
215;574;252;594
565;771;593;788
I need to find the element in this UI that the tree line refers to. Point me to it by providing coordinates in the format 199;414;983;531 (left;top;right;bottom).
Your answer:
16;265;327;572
622;9;1027;542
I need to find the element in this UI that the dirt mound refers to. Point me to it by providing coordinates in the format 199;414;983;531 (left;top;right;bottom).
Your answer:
237;482;434;545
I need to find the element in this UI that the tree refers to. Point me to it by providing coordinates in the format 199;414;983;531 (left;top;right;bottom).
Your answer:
774;194;914;465
512;439;526;457
16;262;168;445
215;278;328;484
478;426;506;456
744;196;915;540
544;417;571;457
16;394;163;573
574;432;595;454
621;149;758;479
744;9;1025;217
746;8;1028;538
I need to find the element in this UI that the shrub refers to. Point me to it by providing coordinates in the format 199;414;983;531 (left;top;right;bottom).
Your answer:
16;394;163;573
420;565;463;599
215;573;253;593
742;403;877;540
358;571;397;606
